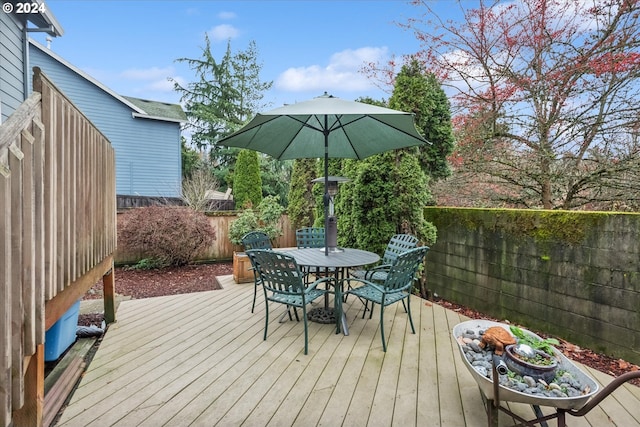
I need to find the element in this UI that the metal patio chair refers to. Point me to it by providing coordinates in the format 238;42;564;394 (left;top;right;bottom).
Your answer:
241;231;272;313
344;245;429;352
346;234;419;311
295;227;325;248
295;227;327;283
246;249;334;355
350;234;419;283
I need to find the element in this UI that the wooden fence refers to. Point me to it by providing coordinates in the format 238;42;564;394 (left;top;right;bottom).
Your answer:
0;68;117;427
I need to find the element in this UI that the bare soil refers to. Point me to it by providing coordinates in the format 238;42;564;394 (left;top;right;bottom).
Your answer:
81;262;639;387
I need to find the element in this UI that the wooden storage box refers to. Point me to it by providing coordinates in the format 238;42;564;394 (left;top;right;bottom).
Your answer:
233;252;254;283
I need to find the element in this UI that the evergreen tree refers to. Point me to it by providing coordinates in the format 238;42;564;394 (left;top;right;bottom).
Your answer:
287;159;318;229
181;136;201;179
233;149;262;209
336;95;438;254
260;157;292;207
389;60;455;181
350;153;398;254
348;151;436;253
334;159;359;249
173;36;272;170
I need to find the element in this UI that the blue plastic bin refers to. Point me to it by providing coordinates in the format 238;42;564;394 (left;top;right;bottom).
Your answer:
45;300;80;362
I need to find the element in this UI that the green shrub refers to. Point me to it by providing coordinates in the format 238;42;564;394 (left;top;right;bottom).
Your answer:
118;206;216;267
228;195;285;245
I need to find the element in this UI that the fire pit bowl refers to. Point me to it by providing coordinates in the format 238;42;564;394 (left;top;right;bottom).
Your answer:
454;320;599;410
504;344;558;382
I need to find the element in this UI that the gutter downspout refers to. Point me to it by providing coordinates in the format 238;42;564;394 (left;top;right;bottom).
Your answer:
22;26;29;99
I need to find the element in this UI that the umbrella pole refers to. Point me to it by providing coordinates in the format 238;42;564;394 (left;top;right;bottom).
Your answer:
324;121;330;256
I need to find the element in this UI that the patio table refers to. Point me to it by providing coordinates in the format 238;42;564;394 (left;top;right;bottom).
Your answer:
278;247;379;335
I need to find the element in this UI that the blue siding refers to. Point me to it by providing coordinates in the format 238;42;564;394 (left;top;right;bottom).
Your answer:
29;45;181;197
0;12;26;121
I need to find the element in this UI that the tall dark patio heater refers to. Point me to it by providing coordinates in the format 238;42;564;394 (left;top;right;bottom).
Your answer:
311;176;350;253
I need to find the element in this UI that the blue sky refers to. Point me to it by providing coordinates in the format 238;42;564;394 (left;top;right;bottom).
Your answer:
30;0;458;110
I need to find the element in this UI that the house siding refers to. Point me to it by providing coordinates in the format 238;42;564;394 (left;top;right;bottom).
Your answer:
0;12;26;122
29;43;181;197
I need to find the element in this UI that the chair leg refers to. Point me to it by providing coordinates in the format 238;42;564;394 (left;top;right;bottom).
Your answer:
379;304;387;352
252;282;258;313
302;306;308;355
279;307;292;323
334;289;342;334
407;295;415;334
264;301;270;341
343;274;355;303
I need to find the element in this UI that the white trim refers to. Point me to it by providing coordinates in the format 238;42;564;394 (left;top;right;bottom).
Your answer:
35;0;64;36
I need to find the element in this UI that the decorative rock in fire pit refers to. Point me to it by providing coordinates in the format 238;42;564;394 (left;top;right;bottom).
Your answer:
504;343;558;382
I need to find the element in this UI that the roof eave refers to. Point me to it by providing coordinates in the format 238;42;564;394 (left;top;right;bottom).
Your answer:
131;112;187;124
16;0;64;36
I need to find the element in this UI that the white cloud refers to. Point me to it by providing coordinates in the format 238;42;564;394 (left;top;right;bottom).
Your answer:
208;24;239;42
146;77;179;93
275;47;388;93
120;66;175;81
116;66;184;98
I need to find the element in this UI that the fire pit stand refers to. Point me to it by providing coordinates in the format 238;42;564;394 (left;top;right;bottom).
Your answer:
486;361;640;427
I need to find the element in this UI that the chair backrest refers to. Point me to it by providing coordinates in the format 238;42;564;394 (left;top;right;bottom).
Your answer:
246;249;305;294
383;246;430;291
381;234;419;265
296;227;325;248
241;231;273;251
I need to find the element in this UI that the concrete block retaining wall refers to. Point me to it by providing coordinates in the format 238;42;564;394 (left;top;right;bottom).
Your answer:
423;207;640;365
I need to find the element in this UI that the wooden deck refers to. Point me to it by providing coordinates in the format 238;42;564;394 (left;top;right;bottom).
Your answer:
55;275;640;427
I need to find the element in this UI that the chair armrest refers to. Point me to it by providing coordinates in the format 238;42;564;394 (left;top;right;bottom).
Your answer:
364;264;392;280
344;278;385;294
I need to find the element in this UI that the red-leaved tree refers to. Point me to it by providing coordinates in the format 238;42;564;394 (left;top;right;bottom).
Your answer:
371;0;640;210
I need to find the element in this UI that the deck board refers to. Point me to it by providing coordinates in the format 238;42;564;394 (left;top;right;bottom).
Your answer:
54;275;640;427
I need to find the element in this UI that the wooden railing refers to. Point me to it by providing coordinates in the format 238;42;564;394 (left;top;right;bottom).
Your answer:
0;68;117;427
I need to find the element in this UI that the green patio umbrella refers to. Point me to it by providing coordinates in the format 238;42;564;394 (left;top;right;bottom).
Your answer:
218;92;428;255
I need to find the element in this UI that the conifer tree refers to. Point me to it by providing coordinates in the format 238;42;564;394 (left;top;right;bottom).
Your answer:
389;59;455;181
287;159;318;229
233;149;262;209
